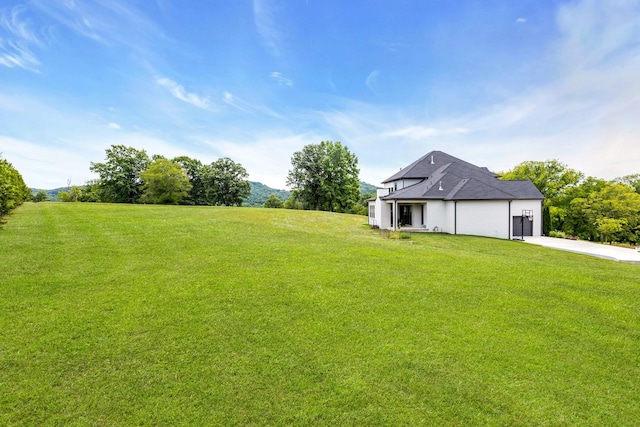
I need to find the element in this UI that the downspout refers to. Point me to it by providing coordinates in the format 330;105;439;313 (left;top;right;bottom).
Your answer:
454;201;457;235
541;200;544;236
508;200;512;239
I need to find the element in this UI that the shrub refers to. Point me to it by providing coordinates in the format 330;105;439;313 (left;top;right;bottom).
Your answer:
263;194;283;208
548;230;567;239
0;156;30;216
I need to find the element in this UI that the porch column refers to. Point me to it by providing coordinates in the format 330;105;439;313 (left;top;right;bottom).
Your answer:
393;200;398;231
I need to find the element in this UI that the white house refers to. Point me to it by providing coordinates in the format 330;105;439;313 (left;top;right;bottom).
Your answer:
368;151;544;239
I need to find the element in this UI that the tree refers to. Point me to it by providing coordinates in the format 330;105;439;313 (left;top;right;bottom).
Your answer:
283;191;303;210
552;176;608;234
585;184;640;243
32;190;49;202
567;183;640;243
615;174;640;194
286;141;360;212
78;180;101;202
173;156;207;205
57;191;70;202
263;193;283;208
203;158;251;206
0;155;30;216
500;159;583;200
500;159;583;234
90;145;150;203
140;158;192;205
350;192;375;216
596;217;627;244
69;185;82;202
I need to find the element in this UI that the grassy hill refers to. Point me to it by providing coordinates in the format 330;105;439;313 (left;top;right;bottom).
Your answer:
1;203;639;425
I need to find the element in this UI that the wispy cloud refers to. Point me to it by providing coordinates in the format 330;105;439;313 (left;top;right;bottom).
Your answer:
108;122;121;130
382;126;469;139
222;91;285;119
222;91;252;113
516;18;527;23
365;70;381;95
0;6;46;71
30;0;164;51
253;0;282;56
270;71;293;86
156;77;216;111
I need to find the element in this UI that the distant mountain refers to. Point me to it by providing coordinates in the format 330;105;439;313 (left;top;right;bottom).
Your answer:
359;181;378;196
30;187;70;201
245;181;379;207
243;182;291;207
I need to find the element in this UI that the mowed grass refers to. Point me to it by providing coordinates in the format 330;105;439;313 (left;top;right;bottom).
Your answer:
1;203;639;426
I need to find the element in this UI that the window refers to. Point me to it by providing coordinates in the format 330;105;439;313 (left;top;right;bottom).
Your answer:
369;205;375;218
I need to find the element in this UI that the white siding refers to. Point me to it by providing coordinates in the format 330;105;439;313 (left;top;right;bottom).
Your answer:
444;201;456;234
425;201;448;232
370;191;543;239
456;201;510;239
384;179;422;191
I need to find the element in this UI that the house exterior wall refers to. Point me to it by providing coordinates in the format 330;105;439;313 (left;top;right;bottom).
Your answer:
444;201;456;234
425;201;448;232
384;179;422;191
369;189;394;228
369;194;542;239
455;200;510;239
379;201;391;229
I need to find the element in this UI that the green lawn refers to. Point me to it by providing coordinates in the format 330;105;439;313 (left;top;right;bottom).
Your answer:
1;203;639;426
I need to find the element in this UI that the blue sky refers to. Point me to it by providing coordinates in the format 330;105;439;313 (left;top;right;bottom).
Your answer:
1;0;639;189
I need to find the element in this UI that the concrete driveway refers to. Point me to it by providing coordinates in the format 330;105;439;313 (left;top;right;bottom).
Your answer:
523;237;640;263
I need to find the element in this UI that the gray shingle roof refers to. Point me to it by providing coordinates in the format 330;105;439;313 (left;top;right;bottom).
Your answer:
380;151;544;201
382;150;497;183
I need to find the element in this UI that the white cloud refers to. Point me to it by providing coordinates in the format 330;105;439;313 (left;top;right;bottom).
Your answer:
108;122;121;130
1;134;101;188
156;77;216;111
516;18;527;23
201;131;321;189
270;72;293;86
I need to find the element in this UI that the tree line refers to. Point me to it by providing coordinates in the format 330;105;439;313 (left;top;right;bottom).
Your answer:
501;160;640;244
59;142;366;214
62;145;252;206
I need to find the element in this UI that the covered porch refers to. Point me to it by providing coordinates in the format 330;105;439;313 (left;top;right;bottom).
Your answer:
388;201;430;231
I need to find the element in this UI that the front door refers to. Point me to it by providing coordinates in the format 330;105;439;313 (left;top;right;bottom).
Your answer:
399;205;412;227
513;216;533;237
